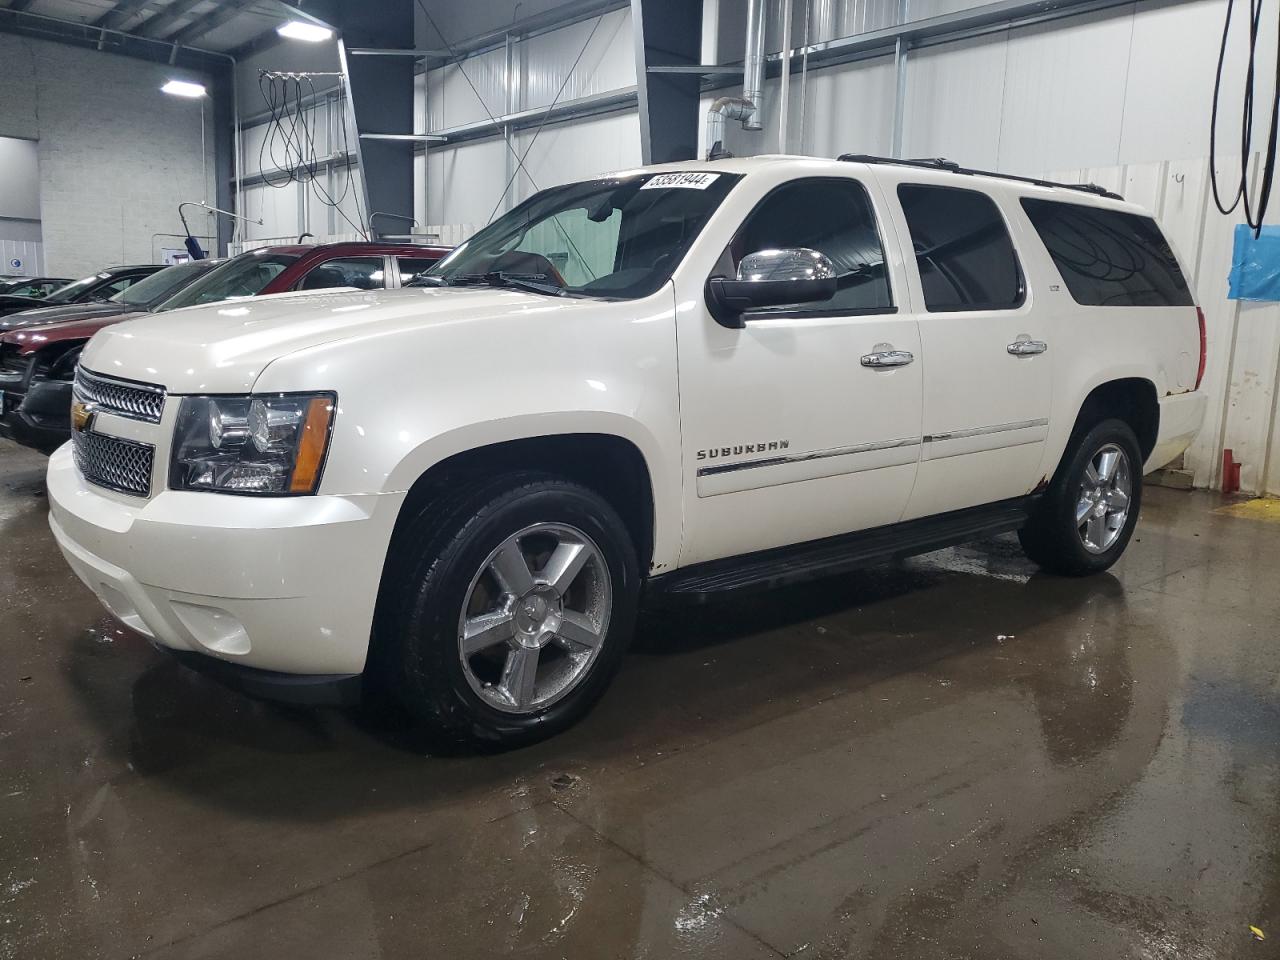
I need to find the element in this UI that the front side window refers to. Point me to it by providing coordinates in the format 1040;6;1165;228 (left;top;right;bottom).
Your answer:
1020;198;1194;307
161;252;299;310
297;256;385;291
727;177;893;315
898;184;1025;312
423;171;742;300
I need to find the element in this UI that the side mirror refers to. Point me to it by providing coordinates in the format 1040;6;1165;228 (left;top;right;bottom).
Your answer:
706;247;837;328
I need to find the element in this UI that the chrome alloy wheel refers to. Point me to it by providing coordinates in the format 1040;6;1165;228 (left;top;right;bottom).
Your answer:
1076;442;1133;554
457;522;612;714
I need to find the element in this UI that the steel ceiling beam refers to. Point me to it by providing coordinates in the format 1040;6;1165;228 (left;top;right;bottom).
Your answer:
167;0;258;45
136;0;208;39
93;0;158;31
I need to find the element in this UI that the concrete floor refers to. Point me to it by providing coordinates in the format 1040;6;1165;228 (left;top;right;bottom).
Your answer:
2;438;1278;960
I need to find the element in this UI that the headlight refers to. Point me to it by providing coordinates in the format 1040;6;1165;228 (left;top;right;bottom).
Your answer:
170;393;336;495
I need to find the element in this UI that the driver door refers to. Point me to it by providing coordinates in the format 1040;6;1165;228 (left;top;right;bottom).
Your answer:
675;174;924;566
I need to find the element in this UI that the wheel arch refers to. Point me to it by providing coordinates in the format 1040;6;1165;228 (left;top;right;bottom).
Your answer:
382;430;662;583
1048;377;1159;485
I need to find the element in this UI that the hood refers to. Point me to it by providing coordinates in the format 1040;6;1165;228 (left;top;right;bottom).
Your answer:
0;301;128;332
0;295;50;318
80;286;591;393
4;311;148;355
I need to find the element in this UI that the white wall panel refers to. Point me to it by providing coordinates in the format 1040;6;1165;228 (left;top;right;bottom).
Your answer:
1117;0;1229;163
996;8;1133;173
430;47;509;131
427;138;512;227
522;8;635;110
902;34;1008;168
513;110;642;194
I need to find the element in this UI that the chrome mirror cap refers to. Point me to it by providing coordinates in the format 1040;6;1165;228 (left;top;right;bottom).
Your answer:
737;247;836;283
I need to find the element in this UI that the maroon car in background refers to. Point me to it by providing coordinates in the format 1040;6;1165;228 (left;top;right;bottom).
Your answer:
0;242;449;451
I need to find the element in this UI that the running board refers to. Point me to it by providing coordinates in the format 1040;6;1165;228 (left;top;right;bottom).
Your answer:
649;497;1035;598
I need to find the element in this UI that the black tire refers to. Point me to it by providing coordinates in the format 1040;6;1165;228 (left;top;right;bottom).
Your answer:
1019;418;1143;576
374;472;639;750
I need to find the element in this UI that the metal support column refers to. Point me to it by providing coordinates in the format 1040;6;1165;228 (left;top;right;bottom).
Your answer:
308;0;416;239
631;0;704;164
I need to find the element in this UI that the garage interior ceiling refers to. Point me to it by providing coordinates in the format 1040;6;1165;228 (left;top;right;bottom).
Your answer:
0;0;295;57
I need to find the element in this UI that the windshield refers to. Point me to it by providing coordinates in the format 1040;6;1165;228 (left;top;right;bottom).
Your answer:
421;171;742;300
160;251;298;310
45;273;107;304
112;260;212;308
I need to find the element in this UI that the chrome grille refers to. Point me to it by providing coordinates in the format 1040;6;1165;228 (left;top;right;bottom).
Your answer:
72;429;154;497
74;367;165;423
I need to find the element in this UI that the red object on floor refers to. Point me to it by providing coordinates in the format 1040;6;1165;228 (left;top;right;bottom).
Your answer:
1222;448;1242;494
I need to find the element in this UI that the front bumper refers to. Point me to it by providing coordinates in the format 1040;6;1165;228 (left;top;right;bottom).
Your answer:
47;445;406;677
1146;390;1208;472
0;378;71;452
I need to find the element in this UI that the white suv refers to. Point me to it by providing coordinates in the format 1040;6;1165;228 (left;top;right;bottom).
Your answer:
47;155;1207;747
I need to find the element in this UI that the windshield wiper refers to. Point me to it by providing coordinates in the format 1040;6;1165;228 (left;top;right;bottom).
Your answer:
447;272;567;297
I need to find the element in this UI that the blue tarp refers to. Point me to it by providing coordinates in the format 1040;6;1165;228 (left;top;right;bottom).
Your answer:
1228;224;1280;301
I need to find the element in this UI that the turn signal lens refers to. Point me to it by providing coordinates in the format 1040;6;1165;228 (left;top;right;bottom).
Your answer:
290;397;336;493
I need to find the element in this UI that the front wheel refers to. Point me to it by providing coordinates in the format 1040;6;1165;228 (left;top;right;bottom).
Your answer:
1019;419;1143;576
376;473;639;749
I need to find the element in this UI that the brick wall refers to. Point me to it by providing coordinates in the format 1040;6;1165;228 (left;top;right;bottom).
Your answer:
0;33;217;277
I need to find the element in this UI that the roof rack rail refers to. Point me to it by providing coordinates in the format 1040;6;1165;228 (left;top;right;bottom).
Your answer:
836;154;1124;201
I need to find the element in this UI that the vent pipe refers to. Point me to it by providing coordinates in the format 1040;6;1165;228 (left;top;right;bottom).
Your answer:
741;0;766;130
705;0;768;158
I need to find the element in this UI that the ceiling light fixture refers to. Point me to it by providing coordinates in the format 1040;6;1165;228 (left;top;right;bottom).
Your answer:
277;20;333;42
161;79;206;98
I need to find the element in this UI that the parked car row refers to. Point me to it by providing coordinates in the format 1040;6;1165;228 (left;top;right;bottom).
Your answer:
0;265;164;319
0;242;448;451
0;276;73;298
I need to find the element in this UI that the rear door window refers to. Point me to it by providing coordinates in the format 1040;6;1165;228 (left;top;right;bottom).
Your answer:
898;184;1025;311
1020;198;1194;307
298;256;386;291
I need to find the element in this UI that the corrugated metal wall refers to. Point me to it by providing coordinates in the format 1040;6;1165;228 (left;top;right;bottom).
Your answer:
423;6;639;227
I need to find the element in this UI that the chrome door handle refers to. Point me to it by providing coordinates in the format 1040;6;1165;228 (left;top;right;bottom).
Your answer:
1007;338;1048;356
860;349;915;368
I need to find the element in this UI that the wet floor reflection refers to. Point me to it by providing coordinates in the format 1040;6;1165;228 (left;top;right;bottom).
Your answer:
2;436;1279;959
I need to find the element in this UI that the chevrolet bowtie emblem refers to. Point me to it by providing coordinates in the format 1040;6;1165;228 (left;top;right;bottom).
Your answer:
71;400;97;433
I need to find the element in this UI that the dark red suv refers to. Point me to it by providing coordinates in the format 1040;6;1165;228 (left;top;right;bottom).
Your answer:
0;242;449;452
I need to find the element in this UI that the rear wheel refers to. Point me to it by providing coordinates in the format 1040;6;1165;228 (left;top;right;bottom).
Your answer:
376;473;639;749
1019;418;1143;576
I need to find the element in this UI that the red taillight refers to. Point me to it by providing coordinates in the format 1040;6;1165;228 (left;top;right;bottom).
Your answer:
1195;306;1207;390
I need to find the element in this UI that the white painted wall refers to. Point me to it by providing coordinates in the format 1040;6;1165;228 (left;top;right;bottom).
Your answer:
0;33;217;277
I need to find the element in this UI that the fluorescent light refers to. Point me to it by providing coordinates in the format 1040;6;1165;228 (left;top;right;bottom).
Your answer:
161;79;206;98
276;20;333;42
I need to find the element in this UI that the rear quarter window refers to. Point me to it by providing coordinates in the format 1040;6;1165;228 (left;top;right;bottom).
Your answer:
1020;198;1193;307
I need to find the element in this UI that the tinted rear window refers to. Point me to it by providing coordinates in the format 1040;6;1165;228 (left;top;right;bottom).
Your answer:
1020;198;1193;307
898;184;1024;311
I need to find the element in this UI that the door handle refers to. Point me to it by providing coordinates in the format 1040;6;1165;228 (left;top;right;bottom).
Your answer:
1007;338;1048;356
860;349;915;368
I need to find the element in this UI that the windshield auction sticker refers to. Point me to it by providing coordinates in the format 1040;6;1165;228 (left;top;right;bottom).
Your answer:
641;172;721;190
